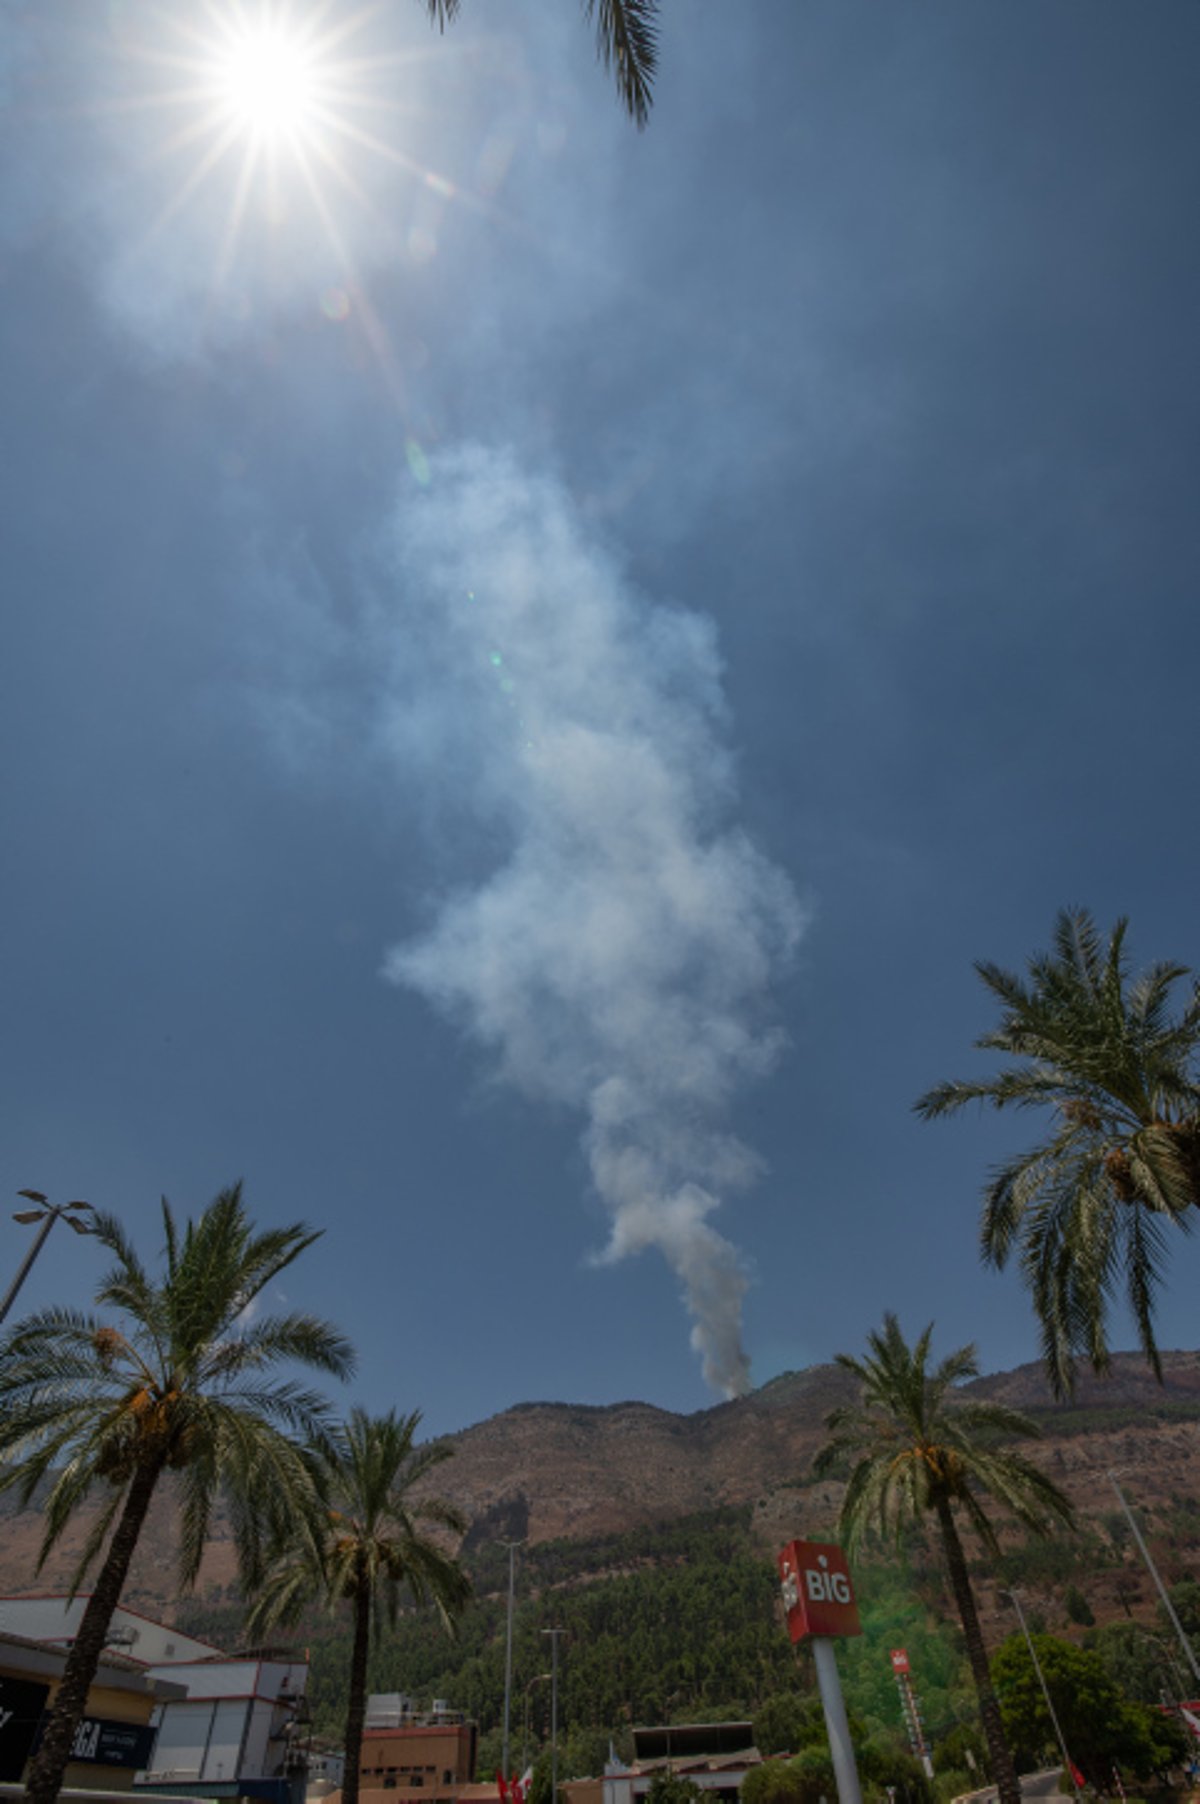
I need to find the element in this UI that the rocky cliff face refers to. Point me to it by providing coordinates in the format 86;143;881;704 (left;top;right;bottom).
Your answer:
4;1351;1199;1621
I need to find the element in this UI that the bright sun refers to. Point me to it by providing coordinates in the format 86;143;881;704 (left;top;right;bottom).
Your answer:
217;26;320;140
102;0;469;336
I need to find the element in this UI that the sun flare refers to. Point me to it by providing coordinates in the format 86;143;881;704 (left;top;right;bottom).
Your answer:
216;25;320;141
105;2;443;286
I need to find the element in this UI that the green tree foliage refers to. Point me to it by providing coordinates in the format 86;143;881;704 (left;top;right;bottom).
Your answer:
246;1409;471;1804
933;1721;989;1778
645;1773;704;1804
992;1632;1188;1784
1063;1585;1095;1628
754;1695;825;1758
916;908;1200;1394
741;1760;812;1804
815;1315;1076;1804
1165;1576;1200;1638
745;1741;930;1804
836;1564;976;1741
418;1;659;127
1083;1621;1188;1705
0;1184;352;1804
181;1506;976;1759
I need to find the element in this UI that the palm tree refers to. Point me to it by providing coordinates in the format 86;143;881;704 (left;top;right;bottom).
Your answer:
246;1407;472;1804
420;0;659;127
915;908;1200;1393
0;1183;353;1804
814;1314;1076;1804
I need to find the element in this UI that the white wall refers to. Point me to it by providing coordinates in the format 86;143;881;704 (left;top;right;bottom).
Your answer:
138;1660;310;1787
0;1598;219;1666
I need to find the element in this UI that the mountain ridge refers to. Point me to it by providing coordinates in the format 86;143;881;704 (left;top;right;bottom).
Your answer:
3;1349;1199;1621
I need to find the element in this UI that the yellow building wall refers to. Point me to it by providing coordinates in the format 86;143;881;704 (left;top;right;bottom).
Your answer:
0;1658;158;1793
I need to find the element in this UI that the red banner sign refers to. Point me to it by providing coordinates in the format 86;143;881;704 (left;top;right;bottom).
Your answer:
777;1540;862;1641
890;1648;911;1675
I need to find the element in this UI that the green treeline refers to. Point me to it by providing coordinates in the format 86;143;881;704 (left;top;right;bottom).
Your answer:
180;1508;974;1757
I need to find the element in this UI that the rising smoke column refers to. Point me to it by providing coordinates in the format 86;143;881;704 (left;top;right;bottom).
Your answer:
384;448;803;1396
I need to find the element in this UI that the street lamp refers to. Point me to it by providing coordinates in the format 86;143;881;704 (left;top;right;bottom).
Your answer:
500;1538;527;1779
1001;1589;1082;1800
522;1673;552;1774
0;1191;95;1327
541;1631;564;1804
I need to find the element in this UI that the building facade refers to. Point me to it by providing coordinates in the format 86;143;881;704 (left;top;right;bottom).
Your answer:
356;1697;477;1801
136;1656;311;1804
0;1627;184;1793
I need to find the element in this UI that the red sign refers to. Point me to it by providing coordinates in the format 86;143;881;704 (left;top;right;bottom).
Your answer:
777;1540;862;1641
890;1648;910;1675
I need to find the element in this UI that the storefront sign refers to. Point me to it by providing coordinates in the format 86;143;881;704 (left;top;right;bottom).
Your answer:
778;1539;862;1641
30;1710;157;1769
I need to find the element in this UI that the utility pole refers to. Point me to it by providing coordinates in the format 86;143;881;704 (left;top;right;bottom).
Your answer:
1006;1589;1082;1799
1109;1471;1200;1687
0;1192;95;1327
542;1629;563;1804
500;1539;526;1779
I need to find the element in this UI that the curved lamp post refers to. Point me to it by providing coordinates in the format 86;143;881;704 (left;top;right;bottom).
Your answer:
522;1673;552;1777
0;1191;95;1327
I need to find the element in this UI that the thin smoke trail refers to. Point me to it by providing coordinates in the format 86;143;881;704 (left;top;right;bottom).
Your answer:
383;447;803;1395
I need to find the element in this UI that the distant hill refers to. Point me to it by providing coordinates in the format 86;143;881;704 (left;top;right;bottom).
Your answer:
4;1349;1200;1639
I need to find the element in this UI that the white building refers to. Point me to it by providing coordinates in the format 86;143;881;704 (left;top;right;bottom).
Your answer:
0;1597;222;1668
0;1594;311;1804
136;1655;310;1802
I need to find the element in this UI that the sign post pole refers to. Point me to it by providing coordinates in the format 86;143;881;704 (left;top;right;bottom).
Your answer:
778;1541;865;1804
812;1637;863;1804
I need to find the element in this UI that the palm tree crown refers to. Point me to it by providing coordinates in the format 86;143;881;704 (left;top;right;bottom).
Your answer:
816;1314;1075;1555
247;1408;471;1804
915;908;1200;1392
420;0;659;127
816;1315;1075;1804
0;1183;353;1804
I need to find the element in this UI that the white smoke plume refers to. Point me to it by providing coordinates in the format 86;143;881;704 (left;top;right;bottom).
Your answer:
383;448;804;1396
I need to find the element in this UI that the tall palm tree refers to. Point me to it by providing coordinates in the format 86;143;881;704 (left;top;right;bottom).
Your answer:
915;908;1200;1393
0;1183;353;1804
420;1;659;127
246;1407;471;1804
814;1314;1076;1804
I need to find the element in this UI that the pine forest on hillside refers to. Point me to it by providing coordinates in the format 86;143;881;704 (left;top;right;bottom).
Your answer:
176;1493;1200;1785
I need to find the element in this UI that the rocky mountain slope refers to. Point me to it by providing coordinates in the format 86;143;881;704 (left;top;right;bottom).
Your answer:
3;1350;1200;1627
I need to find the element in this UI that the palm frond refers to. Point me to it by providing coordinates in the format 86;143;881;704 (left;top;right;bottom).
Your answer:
583;0;658;127
921;909;1200;1389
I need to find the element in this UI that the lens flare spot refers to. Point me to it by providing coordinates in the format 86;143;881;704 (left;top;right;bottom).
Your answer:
405;438;430;486
478;133;515;195
490;653;503;667
320;287;350;321
425;172;456;200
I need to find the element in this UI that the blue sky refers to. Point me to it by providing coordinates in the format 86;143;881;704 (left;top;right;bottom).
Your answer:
2;0;1199;1436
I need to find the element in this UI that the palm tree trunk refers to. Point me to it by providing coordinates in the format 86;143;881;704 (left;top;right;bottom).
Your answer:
24;1453;165;1804
934;1496;1022;1804
342;1575;372;1804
